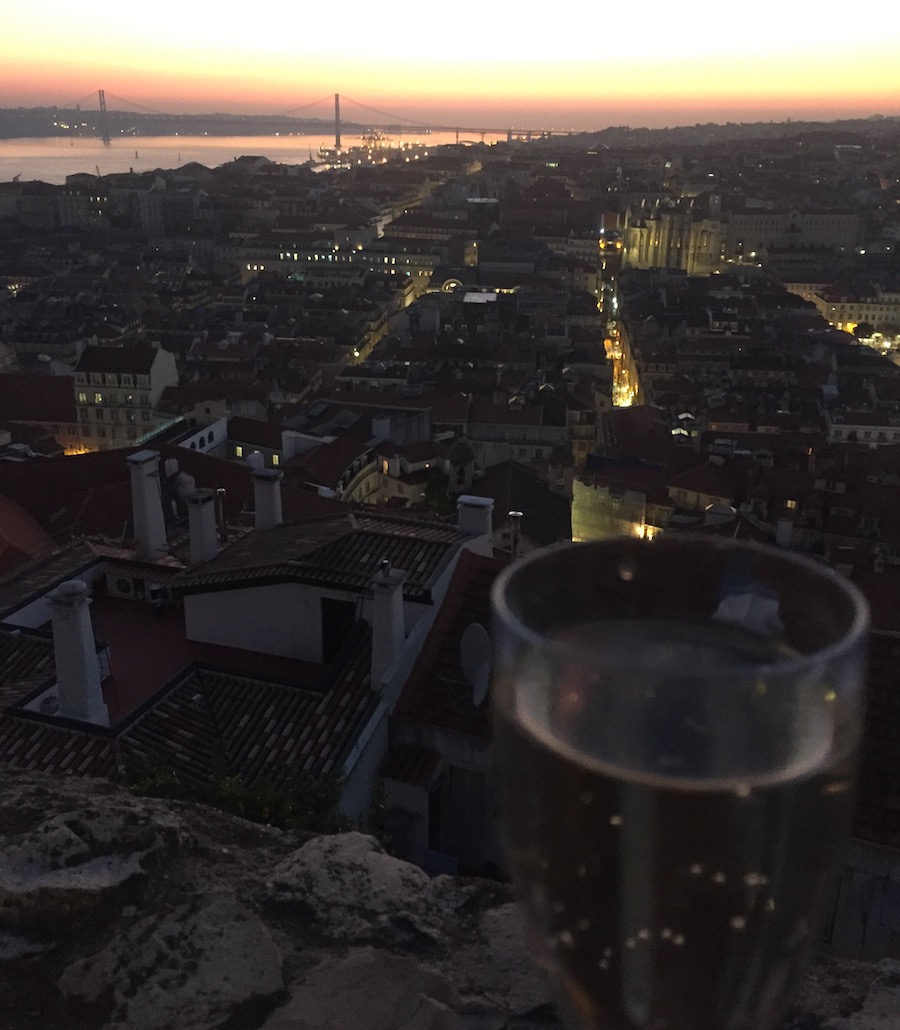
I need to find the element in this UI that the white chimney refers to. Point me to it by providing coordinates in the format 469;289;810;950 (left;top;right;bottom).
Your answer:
371;560;406;689
457;494;494;556
253;468;283;530
48;580;109;726
186;488;218;564
775;518;793;549
128;450;167;560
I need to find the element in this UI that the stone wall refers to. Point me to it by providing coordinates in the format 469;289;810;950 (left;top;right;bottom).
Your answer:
1;769;897;1030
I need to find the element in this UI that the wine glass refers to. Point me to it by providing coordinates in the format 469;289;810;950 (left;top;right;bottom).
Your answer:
491;535;868;1030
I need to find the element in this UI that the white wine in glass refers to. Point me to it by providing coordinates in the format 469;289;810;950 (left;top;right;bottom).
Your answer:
491;536;868;1030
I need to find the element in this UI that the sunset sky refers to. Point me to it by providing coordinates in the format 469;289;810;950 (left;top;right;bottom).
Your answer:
3;2;899;131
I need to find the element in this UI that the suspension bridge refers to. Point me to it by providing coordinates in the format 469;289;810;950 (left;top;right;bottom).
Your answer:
55;90;557;147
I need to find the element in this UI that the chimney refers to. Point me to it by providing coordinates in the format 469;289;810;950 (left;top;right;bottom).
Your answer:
508;510;523;559
775;518;793;549
371;560;406;688
186;488;218;564
457;494;494;556
215;488;227;543
127;450;167;560
48;580;109;726
253;468;283;530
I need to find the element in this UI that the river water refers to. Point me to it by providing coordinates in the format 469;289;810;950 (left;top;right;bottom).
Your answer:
0;132;508;185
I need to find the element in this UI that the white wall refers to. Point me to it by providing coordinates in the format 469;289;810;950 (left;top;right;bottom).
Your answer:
184;583;326;660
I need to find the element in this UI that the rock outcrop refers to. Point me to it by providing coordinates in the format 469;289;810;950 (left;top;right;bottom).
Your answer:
0;770;897;1029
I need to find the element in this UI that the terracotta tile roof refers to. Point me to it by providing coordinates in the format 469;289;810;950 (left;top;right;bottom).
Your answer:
0;715;115;777
226;416;284;450
667;459;746;501
118;621;377;783
468;400;545;427
465;460;571;545
75;346;161;374
175;511;463;602
0;373;77;423
0;445;260;542
0;495;56;573
394;549;508;739
0;539;100;620
285;437;371;489
0;626;55;708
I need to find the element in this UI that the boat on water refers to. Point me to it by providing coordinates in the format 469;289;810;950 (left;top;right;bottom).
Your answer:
312;130;432;169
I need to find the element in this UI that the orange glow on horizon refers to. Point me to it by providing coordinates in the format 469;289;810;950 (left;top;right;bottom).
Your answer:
3;3;898;131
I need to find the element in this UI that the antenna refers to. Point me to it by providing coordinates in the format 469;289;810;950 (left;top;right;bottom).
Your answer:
460;622;492;707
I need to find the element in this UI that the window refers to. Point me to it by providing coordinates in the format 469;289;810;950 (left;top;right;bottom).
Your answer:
121;374;133;387
77;391;88;404
90;373;102;385
93;392;103;404
786;500;798;510
95;408;104;420
235;445;243;458
141;411;150;422
140;394;149;407
104;374;118;386
272;454;280;466
97;426;106;438
79;408;88;421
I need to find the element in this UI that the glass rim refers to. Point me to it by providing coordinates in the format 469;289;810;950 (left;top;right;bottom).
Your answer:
491;535;871;677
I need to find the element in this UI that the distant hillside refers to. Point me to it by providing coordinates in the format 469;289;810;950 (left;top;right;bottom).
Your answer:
1;105;898;145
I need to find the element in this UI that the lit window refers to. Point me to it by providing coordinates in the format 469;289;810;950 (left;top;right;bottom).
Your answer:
235;445;243;458
786;500;798;510
94;393;103;404
272;454;280;466
77;392;88;404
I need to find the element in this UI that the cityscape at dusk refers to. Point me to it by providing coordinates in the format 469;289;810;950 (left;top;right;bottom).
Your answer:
2;6;900;1028
3;1;900;129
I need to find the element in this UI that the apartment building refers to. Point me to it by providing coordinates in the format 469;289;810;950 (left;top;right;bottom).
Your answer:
73;345;179;451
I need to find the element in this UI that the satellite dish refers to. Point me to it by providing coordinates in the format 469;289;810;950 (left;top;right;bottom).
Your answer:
460;622;492;707
472;665;490;708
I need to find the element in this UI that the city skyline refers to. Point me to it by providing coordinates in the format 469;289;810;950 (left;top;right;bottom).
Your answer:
3;2;900;132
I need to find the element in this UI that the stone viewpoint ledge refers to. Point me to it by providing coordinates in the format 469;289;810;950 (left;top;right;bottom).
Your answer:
0;770;897;1030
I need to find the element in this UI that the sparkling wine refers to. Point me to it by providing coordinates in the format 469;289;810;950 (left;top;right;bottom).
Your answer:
495;620;855;1030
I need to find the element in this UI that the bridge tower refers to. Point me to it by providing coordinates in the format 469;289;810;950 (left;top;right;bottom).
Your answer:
98;89;110;146
334;93;341;152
